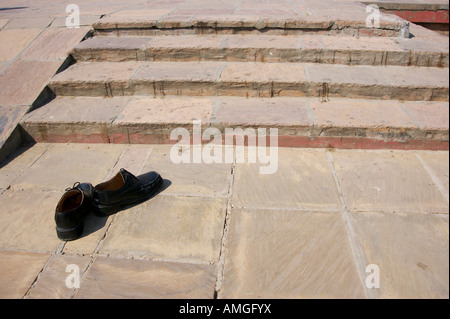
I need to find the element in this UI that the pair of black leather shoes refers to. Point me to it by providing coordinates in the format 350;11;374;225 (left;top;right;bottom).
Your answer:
55;169;163;241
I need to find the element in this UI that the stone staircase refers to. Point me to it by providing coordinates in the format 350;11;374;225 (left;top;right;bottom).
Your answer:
20;8;449;150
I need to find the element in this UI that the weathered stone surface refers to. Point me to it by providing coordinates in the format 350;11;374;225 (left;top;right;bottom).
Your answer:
50;15;102;28
381;65;449;88
72;33;449;66
27;254;91;299
304;63;387;86
22;96;129;143
133;61;221;82
50;60;449;101
220;62;307;83
331;150;449;213
0;144;49;192
0;19;8;29
0;250;50;299
3;17;54;29
417;151;449;197
212;96;313;129
24;96;129;124
310;98;416;129
220;209;365;298
350;212;449;298
72;36;152;62
0;28;42;61
100;195;227;263
20;27;90;60
402;101;450;130
115;97;213;125
0;59;62;105
0;189;63;251
232;148;342;210
76;257;216;299
49;61;142;97
140;145;232;196
11;143;124;191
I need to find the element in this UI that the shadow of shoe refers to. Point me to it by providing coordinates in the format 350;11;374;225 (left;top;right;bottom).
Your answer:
77;212;108;240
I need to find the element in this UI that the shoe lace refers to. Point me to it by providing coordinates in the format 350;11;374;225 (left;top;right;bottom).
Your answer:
65;182;81;192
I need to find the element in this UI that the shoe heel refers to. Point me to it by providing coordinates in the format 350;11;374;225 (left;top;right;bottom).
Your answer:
56;223;84;241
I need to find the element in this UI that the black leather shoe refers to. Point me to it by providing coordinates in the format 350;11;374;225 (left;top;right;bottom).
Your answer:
93;168;163;216
55;182;94;241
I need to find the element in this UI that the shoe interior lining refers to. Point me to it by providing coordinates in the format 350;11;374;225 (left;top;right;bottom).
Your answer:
96;173;125;191
58;190;83;212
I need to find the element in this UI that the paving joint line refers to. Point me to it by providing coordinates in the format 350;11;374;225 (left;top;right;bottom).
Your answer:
214;157;236;299
326;151;374;299
416;153;450;204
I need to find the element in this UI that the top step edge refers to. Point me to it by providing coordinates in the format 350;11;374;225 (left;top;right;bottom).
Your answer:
92;17;406;34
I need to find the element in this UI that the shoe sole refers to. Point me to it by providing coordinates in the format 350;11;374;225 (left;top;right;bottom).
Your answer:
93;176;163;217
56;223;84;241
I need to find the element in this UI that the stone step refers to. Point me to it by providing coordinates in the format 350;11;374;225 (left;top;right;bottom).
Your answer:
71;34;449;67
48;61;449;101
92;6;408;38
21;96;449;150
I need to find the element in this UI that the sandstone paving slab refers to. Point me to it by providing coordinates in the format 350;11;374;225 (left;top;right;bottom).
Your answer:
76;256;216;299
23;96;130;124
219;209;365;298
0;144;50;192
50;61;142;83
140;145;232;196
310;98;417;129
402;101;450;131
381;65;449;88
115;96;214;126
232;148;342;211
416;151;450;197
26;254;91;299
0;19;8;29
20;27;90;60
331;150;449;213
220;62;307;83
132;61;222;82
0;189;63;251
350;212;449;298
99;195;227;263
211;97;313;130
11;143;125;192
0;59;62;106
304;63;388;86
0;28;42;62
50;15;102;28
145;35;226;61
108;8;174;17
148;34;224;50
0;250;51;299
3;17;54;29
